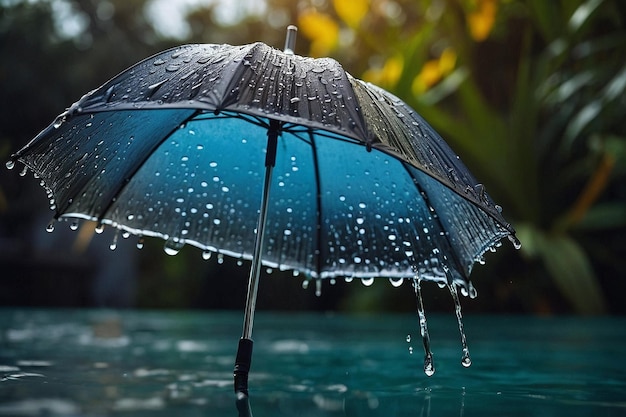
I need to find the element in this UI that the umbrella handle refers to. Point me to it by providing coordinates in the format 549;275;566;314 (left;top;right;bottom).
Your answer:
234;338;254;396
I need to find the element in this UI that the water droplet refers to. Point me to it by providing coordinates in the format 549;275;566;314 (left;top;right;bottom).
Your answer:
202;251;212;260
164;238;184;255
448;283;472;369
315;279;322;297
390;277;404;287
302;279;309;290
70;221;79;231
217;253;224;264
290;97;301;103
46;219;55;233
109;232;119;251
95;224;105;234
408;346;413;354
6;160;15;170
424;355;435;377
413;278;435;376
19;166;28;177
361;277;374;286
406;334;411;343
136;238;145;249
508;234;522;250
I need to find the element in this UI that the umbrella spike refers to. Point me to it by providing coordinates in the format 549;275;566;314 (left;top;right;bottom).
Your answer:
284;25;297;55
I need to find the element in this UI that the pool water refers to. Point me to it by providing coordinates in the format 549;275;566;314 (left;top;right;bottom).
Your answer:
1;309;624;416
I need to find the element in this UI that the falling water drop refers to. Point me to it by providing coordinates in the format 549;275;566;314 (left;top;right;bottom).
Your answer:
448;283;472;368
46;219;55;233
315;279;322;297
406;334;411;343
302;279;309;290
217;253;224;264
136;238;145;249
413;278;435;376
109;231;119;251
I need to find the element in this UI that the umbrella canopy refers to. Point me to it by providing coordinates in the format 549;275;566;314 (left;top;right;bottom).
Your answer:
8;27;518;395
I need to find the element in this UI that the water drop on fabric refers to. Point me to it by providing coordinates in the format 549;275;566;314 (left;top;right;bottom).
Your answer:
390;277;403;287
508;234;522;250
164;238;184;255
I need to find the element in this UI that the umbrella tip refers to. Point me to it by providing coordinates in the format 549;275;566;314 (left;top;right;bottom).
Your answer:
284;25;298;55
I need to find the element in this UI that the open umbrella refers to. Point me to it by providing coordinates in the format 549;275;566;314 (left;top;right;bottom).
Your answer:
7;27;519;395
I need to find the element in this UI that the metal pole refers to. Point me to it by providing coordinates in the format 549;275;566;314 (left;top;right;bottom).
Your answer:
242;123;278;340
234;120;279;396
233;26;296;397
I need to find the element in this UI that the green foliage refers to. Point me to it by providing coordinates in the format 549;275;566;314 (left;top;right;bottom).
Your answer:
1;0;624;313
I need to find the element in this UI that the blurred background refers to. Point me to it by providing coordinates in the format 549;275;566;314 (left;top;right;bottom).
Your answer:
0;0;624;315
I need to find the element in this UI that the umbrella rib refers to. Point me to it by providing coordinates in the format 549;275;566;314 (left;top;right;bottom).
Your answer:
402;162;469;282
95;109;201;225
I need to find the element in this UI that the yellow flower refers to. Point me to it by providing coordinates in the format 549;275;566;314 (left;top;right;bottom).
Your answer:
467;0;497;42
412;48;457;94
363;55;404;89
298;10;340;57
333;0;369;28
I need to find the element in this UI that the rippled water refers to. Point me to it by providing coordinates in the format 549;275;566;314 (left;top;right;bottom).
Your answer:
0;309;624;416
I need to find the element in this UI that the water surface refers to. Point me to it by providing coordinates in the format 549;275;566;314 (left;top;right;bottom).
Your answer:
1;309;624;416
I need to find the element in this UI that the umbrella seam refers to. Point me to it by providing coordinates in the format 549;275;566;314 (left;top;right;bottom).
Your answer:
95;109;201;225
402;162;469;282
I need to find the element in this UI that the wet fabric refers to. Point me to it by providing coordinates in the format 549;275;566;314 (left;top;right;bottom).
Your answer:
9;42;516;290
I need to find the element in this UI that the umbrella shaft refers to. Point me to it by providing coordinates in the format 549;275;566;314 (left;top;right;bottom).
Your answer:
242;121;280;340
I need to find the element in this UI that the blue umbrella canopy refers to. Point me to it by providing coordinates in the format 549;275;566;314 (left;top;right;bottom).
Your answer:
8;29;519;393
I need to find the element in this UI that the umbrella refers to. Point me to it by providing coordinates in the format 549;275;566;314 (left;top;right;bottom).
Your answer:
7;26;519;395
